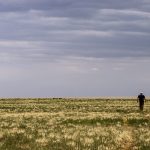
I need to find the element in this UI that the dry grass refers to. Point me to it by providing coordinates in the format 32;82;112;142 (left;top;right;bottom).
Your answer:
0;98;149;150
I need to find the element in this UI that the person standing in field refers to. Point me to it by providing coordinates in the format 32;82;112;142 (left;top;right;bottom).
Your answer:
137;93;146;111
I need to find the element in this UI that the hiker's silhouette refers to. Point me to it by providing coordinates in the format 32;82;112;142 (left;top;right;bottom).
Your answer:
137;93;146;111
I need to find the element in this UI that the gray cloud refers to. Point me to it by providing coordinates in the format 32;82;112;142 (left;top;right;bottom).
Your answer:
0;0;149;11
0;0;150;97
0;4;150;62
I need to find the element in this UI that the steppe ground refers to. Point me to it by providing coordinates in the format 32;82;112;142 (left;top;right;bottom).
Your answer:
0;98;149;150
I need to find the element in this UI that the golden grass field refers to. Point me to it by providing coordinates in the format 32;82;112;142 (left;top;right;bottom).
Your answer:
0;98;149;150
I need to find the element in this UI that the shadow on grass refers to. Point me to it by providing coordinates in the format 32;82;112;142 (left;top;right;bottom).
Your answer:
61;118;150;127
61;118;123;126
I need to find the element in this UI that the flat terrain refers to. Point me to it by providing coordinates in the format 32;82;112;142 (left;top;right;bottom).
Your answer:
0;98;149;150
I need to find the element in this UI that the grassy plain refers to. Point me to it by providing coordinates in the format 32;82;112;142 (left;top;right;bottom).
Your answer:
0;98;149;150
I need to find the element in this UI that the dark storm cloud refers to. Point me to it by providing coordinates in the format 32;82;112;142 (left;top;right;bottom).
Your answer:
0;0;150;63
0;0;149;11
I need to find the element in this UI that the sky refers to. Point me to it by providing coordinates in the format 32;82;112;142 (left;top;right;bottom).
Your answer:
0;0;150;97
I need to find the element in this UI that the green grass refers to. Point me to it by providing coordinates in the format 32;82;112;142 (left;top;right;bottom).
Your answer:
0;98;149;150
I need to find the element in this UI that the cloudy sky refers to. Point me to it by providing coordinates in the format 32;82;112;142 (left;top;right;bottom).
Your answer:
0;0;150;97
